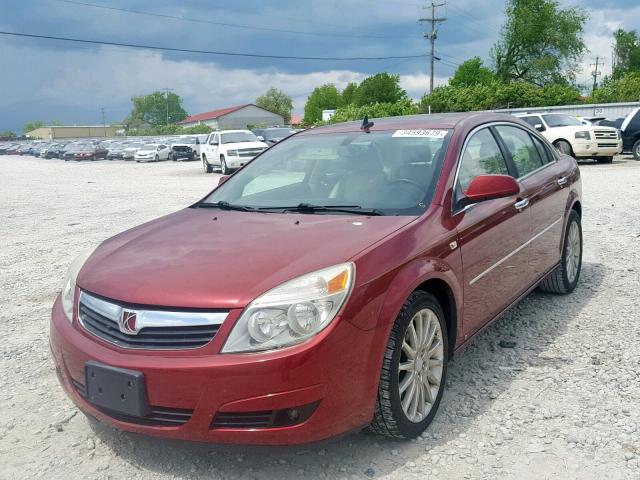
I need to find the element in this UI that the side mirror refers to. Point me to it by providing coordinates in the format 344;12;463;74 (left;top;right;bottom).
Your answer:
534;124;545;132
218;175;230;186
461;174;520;207
256;136;265;142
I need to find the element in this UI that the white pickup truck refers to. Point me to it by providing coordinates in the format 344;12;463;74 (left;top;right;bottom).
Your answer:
201;130;268;175
516;113;622;163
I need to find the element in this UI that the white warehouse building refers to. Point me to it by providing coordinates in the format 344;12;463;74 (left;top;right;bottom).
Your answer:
178;104;284;130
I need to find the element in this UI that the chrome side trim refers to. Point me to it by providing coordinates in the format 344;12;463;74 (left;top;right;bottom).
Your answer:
78;291;228;329
469;216;563;285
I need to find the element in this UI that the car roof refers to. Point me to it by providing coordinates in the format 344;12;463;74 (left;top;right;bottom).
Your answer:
300;112;521;135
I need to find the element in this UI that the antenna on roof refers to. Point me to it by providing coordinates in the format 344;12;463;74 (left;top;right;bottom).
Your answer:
361;115;374;134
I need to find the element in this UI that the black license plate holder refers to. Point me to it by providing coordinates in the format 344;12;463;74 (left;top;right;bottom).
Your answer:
85;361;150;417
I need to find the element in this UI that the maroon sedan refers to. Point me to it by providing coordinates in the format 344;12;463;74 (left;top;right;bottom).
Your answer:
50;113;582;444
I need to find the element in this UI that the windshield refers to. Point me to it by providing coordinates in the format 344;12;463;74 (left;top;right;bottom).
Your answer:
141;144;158;150
221;132;258;144
177;137;196;144
201;129;450;216
542;114;583;127
264;128;294;140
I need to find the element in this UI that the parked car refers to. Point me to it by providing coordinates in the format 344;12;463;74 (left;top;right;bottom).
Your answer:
134;143;170;162
168;136;199;161
609;107;640;160
6;144;23;155
63;145;108;161
516;113;621;163
18;144;36;155
50;112;583;444
106;143;128;160
0;143;18;155
201;130;268;175
47;143;70;159
121;143;144;160
252;127;297;146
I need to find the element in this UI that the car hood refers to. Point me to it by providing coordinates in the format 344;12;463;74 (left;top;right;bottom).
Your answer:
78;208;414;309
223;141;268;150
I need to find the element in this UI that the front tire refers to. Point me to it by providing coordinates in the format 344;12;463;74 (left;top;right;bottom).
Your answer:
202;155;212;173
554;140;573;157
369;291;448;439
220;155;229;175
538;210;582;294
633;140;640;160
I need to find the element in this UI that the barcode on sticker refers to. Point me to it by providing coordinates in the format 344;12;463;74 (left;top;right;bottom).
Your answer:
392;129;448;138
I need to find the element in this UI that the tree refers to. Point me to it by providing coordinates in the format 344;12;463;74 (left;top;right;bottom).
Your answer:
303;84;343;123
23;120;44;134
50;119;64;126
612;29;640;80
0;130;16;139
590;72;640;103
255;87;294;123
125;91;188;127
492;0;588;86
355;73;407;106
341;82;359;105
449;57;497;87
329;99;418;123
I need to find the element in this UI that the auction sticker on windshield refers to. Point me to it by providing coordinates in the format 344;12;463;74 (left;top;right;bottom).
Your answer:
392;129;448;138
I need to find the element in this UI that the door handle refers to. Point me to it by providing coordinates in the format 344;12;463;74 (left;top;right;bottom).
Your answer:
514;198;529;211
557;176;568;187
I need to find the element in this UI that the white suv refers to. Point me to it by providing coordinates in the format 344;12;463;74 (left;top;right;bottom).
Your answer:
517;113;622;163
201;130;268;175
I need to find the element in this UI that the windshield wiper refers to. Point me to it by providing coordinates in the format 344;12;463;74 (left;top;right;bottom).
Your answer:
193;201;260;212
272;203;385;216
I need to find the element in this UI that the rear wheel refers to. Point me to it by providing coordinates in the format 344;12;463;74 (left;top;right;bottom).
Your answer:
554;140;573;157
538;210;582;294
202;155;212;173
368;291;448;438
633;140;640;160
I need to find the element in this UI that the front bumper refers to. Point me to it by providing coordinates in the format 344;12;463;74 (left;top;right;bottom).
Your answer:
572;139;623;157
50;295;378;445
226;156;255;168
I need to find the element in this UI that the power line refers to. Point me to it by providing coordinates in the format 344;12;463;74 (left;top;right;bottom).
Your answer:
52;0;415;40
419;2;446;94
0;31;428;61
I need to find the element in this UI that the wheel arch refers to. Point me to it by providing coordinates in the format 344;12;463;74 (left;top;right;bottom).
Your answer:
413;278;457;358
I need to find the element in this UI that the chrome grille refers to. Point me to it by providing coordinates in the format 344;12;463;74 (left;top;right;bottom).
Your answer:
597;143;618;148
594;130;618;140
238;148;264;158
78;291;227;350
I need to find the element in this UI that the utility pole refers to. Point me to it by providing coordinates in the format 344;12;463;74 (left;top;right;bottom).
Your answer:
590;56;603;93
163;87;173;125
419;2;446;95
101;107;107;137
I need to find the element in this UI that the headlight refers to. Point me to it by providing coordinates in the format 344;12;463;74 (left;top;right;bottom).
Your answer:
222;263;354;353
227;150;239;157
61;248;95;322
575;131;591;140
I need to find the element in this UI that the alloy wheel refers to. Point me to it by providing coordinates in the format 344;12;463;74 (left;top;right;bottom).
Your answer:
565;220;581;283
398;308;444;423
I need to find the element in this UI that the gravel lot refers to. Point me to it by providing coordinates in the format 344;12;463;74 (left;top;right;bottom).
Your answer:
1;155;639;480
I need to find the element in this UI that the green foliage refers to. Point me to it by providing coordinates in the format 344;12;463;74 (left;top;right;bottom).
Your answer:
0;130;16;139
303;84;343;123
588;72;640;103
492;0;588;86
128;123;213;136
612;29;640;80
449;57;496;87
125;91;188;127
420;81;581;113
354;73;407;106
255;87;293;123
23;120;44;134
341;82;359;105
50;119;64;126
328;99;418;123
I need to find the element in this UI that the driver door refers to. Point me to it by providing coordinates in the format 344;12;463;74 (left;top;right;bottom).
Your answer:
454;127;533;337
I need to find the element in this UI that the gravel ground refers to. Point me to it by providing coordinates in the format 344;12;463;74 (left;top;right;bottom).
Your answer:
1;155;639;480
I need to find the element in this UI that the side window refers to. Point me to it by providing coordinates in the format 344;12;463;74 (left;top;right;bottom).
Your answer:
530;135;554;164
522;116;538;128
495;125;543;177
458;128;509;191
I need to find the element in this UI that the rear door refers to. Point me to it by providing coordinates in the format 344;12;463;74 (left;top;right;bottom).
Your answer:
454;127;533;337
494;125;570;279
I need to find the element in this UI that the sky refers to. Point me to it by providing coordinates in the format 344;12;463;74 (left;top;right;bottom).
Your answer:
0;0;638;133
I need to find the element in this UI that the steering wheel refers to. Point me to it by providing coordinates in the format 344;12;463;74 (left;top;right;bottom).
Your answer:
388;178;425;193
